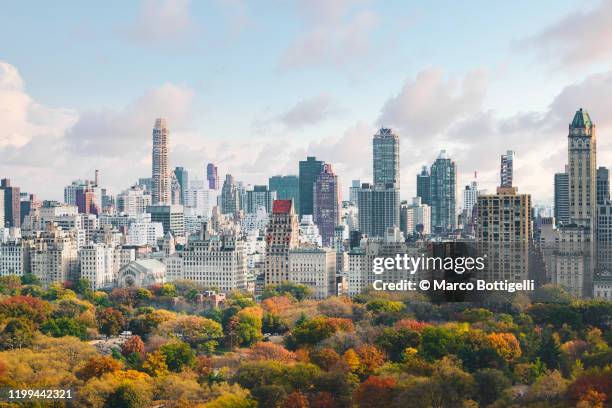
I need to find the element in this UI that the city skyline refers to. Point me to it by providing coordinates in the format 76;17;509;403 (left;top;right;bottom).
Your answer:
3;1;612;202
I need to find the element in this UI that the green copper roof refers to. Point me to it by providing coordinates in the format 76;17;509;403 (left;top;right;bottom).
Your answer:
571;108;592;128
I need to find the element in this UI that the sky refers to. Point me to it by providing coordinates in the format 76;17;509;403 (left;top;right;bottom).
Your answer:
2;0;612;204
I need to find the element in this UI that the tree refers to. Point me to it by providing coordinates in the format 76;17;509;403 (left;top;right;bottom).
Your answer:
310;348;341;371
356;344;386;374
76;355;123;381
251;385;287;408
41;317;88;339
342;349;360;373
0;318;34;349
284;391;309;408
473;368;511;406
248;342;296;363
159;315;223;353
121;335;145;358
20;273;40;286
376;327;420;362
355;376;396;408
235;308;263;347
142;350;169;377
288;317;353;349
366;299;405;314
104;383;151;408
487;332;521;363
0;295;51;323
262;313;288;334
159;340;195;372
97;307;125;336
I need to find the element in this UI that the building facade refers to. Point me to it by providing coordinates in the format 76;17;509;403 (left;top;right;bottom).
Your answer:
152;118;171;204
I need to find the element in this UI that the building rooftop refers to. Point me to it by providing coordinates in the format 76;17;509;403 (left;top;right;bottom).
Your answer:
571;108;592;128
272;199;293;214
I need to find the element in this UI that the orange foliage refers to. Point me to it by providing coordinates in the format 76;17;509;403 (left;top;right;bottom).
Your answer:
487;332;522;362
354;376;396;408
248;342;297;363
394;319;431;332
356;344;386;372
325;318;354;333
261;296;293;315
284;391;310;408
76;355;123;381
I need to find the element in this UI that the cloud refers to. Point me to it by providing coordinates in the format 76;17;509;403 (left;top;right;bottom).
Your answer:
0;62;76;150
519;0;612;68
125;0;195;46
378;68;488;136
280;0;379;69
64;84;194;156
277;93;340;129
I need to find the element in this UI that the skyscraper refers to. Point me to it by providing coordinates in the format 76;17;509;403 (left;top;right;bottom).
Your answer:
500;150;515;188
265;200;299;285
356;183;400;238
246;185;276;214
597;167;610;205
313;164;340;246
1;179;21;228
373;128;400;188
554;171;570;226
349;180;361;205
568;109;596;228
269;175;299;211
299;156;324;216
174;167;189;205
206;163;219;190
430;150;457;234
221;174;240;216
416;166;431;205
152;118;170;204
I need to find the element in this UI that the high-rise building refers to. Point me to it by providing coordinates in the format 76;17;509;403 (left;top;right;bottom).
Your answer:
152;118;171;204
400;197;431;236
500;150;515;188
30;223;79;287
117;185;151;217
1;179;21;228
221;174;240;216
246;185;276;214
357;183;400;238
568;109;596;228
299;157;324;216
206;163;219;190
288;247;336;299
462;178;478;215
75;186;99;215
349;180;361;205
313;164;340;246
373;128;400;188
554;171;570;226
269;175;300;211
265;200;299;285
147;204;185;239
597;167;610;206
0;192;4;229
174;167;189;205
429;150;457;234
416;166;431;205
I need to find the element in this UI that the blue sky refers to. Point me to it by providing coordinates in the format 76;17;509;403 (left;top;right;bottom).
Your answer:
2;0;612;203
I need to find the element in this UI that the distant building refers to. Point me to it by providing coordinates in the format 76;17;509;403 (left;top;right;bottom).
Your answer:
349;180;361;205
118;259;166;288
299;157;324;216
269;175;299;211
147;204;184;239
554;171;570;226
117;185;151;217
416;166;431;206
1;179;21;228
429;150;457;234
206;163;219;190
597;166;610;206
500;150;515;188
265;200;299;285
357;183;400;238
288;247;336;299
373;128;400;188
401;197;431;236
221;174;240;216
152;118;171;204
174;167;189;205
313;164;340;246
246;185;276;214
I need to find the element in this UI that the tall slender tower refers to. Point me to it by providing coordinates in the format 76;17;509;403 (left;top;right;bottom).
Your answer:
373;128;400;188
568;109;596;228
152;118;170;204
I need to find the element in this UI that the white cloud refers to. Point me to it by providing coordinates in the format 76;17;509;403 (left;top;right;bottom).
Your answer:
281;0;379;69
520;0;612;68
126;0;195;45
277;93;340;129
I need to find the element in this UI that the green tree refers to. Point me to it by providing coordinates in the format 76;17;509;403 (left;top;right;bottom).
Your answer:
41;317;88;339
104;383;151;408
159;340;195;372
376;327;420;362
473;368;511;406
0;318;34;349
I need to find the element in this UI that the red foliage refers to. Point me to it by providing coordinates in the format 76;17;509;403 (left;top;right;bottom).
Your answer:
284;391;310;408
310;392;338;408
354;376;396;408
325;318;354;333
121;335;145;358
0;295;51;322
567;371;612;404
394;319;431;332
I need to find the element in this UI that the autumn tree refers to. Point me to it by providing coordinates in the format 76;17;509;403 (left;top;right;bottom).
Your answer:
97;307;125;336
121;335;145;359
473;368;511;406
309;348;341;371
487;332;521;363
0;318;34;349
76;355;123;381
142;350;169;377
159;340;195;372
248;342;296;363
355;376;396;408
158;314;223;353
284;391;310;408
